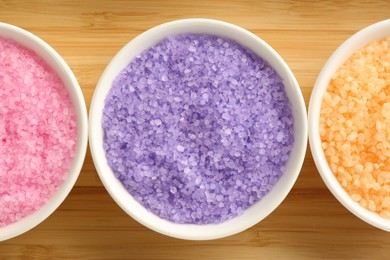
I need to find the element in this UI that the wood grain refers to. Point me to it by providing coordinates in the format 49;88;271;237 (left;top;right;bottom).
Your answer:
1;0;390;259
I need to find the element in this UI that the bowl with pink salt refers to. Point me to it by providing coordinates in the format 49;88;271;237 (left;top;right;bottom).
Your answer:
0;23;88;241
90;18;307;240
309;19;390;231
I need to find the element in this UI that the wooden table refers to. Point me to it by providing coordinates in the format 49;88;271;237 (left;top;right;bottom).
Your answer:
1;1;390;259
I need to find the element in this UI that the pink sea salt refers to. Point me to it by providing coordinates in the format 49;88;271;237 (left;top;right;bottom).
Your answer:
0;37;77;227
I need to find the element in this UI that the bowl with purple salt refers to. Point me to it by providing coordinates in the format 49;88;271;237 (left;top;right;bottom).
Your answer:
0;23;88;241
89;18;307;240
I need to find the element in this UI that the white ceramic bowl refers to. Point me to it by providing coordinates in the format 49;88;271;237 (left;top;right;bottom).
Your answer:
309;19;390;231
0;23;88;241
89;18;307;240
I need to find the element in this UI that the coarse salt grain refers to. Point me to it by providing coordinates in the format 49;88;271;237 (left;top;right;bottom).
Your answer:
320;37;390;218
0;38;77;227
103;33;294;224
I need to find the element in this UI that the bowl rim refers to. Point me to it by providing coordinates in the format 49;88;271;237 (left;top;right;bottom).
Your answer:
308;19;390;232
0;22;88;241
89;18;308;240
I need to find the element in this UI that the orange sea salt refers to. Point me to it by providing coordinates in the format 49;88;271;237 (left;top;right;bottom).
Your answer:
320;37;390;219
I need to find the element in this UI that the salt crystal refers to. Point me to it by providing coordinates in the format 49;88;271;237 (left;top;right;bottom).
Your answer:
190;92;197;99
276;132;284;142
188;46;196;52
222;112;231;120
170;187;177;194
176;145;185;152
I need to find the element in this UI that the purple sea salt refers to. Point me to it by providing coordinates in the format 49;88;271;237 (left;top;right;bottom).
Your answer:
102;34;294;224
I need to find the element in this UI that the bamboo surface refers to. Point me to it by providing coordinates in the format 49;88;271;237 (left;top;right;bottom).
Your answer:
1;0;390;259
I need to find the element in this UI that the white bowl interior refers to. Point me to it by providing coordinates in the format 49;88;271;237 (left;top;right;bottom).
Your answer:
309;19;390;231
89;18;307;240
0;23;88;241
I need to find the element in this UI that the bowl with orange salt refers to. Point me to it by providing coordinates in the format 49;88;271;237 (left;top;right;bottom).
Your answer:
309;19;390;231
